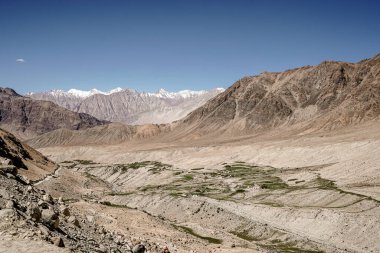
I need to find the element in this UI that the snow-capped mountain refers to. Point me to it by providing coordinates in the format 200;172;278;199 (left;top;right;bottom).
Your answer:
27;87;225;124
147;88;209;99
28;87;124;98
66;87;124;98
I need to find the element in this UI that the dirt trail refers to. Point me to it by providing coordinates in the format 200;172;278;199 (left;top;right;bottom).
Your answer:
34;166;63;186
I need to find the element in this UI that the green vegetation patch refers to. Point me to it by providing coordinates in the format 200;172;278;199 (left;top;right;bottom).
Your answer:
74;159;98;165
260;177;289;190
223;164;275;178
107;192;134;196
314;176;380;204
139;184;162;192
230;188;246;196
230;230;262;241
182;174;194;181
100;201;134;209
315;176;337;190
174;225;222;244
191;185;220;196
83;172;107;184
114;161;173;174
266;241;325;253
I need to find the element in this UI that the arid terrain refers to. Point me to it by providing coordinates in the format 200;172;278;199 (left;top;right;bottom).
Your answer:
36;120;380;253
1;55;379;253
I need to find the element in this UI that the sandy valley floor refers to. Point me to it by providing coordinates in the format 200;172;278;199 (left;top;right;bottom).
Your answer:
35;121;380;253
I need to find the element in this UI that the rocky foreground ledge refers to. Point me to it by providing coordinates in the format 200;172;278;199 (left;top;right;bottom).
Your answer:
0;163;170;253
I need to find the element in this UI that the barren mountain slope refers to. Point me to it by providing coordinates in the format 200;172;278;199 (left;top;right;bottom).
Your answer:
0;128;55;181
27;91;83;111
27;123;170;148
26;55;380;148
116;89;225;125
28;88;224;124
0;88;108;139
76;89;168;123
178;54;380;136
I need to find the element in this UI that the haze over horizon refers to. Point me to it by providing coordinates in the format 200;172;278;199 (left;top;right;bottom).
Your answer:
1;0;380;95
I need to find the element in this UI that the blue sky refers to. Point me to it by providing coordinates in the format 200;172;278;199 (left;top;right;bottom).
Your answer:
1;0;380;94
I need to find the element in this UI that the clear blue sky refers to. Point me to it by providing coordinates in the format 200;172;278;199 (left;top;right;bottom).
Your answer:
1;0;379;94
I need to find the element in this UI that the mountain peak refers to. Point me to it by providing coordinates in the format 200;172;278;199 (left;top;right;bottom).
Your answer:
67;88;101;98
36;87;127;98
109;87;124;93
0;87;21;97
155;88;173;98
27;87;225;124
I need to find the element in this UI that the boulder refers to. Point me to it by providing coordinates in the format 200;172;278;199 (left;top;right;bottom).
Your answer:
41;209;59;228
52;236;65;247
26;186;33;192
86;215;95;223
27;205;42;222
68;216;80;227
59;205;70;216
42;194;53;203
162;246;170;253
0;208;15;218
0;157;11;165
98;245;107;253
5;200;15;209
132;244;146;253
38;200;49;209
5;173;16;179
0;165;16;175
38;224;50;236
18;175;30;184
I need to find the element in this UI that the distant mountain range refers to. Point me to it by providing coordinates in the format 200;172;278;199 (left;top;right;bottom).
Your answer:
0;88;108;139
27;87;225;124
27;54;380;147
2;54;379;147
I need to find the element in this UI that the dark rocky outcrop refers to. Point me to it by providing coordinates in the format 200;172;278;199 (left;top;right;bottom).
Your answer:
0;128;55;180
0;88;109;139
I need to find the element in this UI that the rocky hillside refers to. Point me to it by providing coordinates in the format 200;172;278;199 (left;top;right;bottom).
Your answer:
0;120;250;253
0;147;151;253
179;54;380;135
0;128;55;181
28;88;224;124
0;88;108;139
